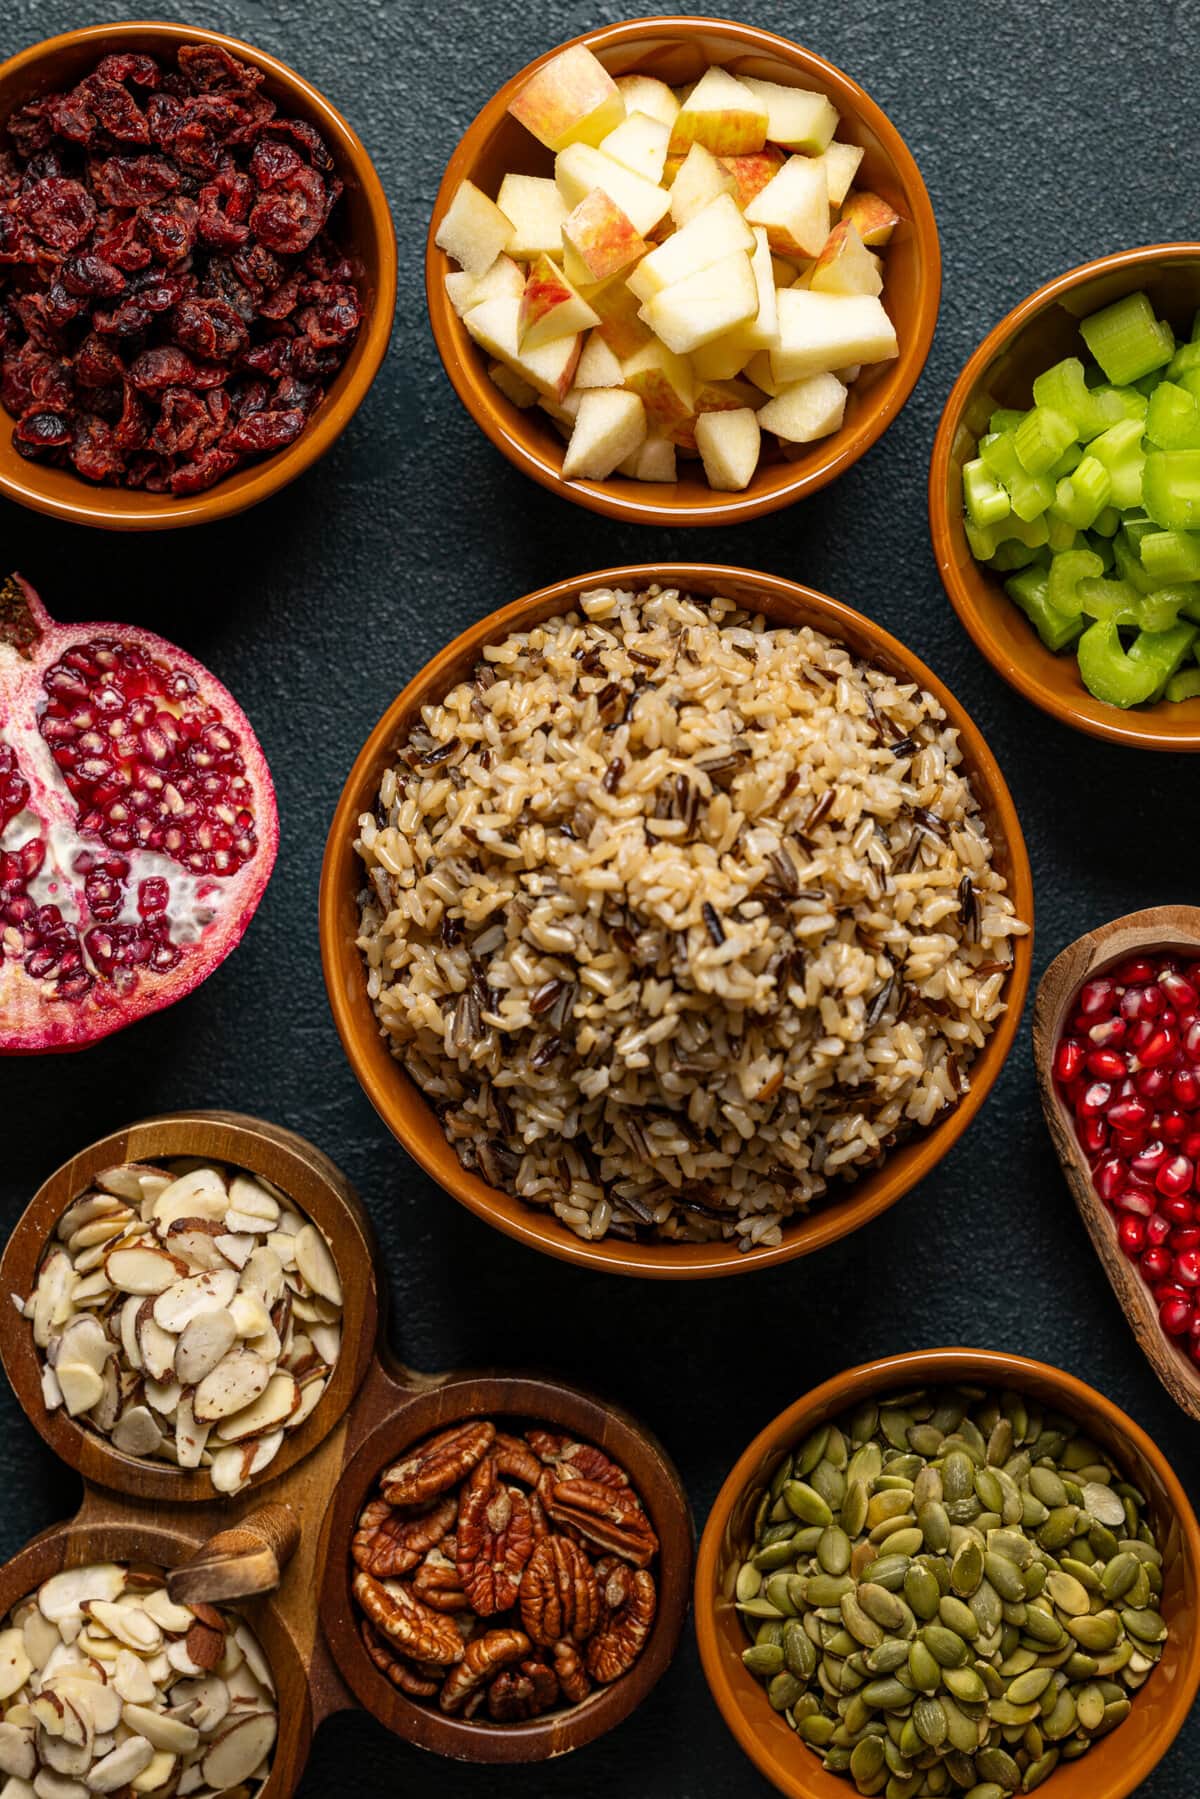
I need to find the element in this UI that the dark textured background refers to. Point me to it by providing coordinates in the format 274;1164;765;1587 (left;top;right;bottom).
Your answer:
2;0;1197;1792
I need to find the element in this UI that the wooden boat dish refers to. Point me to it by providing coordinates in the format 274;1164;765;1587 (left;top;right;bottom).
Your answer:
1033;905;1200;1421
319;561;1034;1279
426;17;940;526
0;22;396;531
0;1113;692;1783
929;244;1200;749
695;1347;1200;1799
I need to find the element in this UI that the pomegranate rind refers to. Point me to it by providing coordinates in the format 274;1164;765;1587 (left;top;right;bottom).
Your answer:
1;574;277;1053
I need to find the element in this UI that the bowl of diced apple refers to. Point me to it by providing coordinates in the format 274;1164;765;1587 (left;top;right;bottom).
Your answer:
426;18;940;524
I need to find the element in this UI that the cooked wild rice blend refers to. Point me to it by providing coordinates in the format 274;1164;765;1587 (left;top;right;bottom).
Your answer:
355;588;1026;1249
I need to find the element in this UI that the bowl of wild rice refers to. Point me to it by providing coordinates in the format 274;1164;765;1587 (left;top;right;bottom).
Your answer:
320;565;1033;1277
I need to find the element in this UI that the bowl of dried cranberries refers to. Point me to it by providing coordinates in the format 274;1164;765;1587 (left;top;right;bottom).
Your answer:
0;21;395;528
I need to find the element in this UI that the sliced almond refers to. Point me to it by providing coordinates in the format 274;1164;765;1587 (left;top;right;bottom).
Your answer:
64;1273;111;1311
29;1693;66;1738
56;1318;109;1377
96;1165;172;1206
135;1304;177;1387
170;1676;228;1737
85;1734;154;1793
174;1397;210;1472
66;1680;120;1737
214;1375;297;1444
130;1750;177;1794
118;1299;144;1374
55;1365;105;1419
212;1234;253;1271
307;1321;340;1366
38;1734;90;1779
41;1365;63;1413
84;1603;160;1656
151;1169;228;1232
162;1221;229;1274
142;1377;181;1417
56;1196;122;1240
138;1594;190;1637
292;1225;341;1306
32;1252;75;1349
183;1622;224;1676
264;1231;297;1272
87;1359;120;1436
192;1351;270;1424
173;1311;237;1387
219;1210;272;1238
226;1292;268;1341
231;1625;272;1696
0;1629;32;1703
244;1320;281;1366
120;1705;198;1758
199;1712;276;1790
66;1215;132;1255
0;1720;35;1780
290;1376;327;1432
164;1640;205;1680
226;1177;279;1227
152;1271;238;1335
239;1249;283;1309
104;1249;186;1297
111;1650;156;1707
110;1406;162;1461
22;1610;59;1674
38;1570;124;1629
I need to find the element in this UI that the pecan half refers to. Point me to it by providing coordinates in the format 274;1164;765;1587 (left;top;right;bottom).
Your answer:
586;1559;656;1683
492;1431;543;1488
519;1536;599;1647
439;1627;530;1714
527;1429;629;1489
552;1638;591;1705
544;1478;659;1568
359;1619;440;1698
381;1420;495;1507
412;1548;469;1614
351;1494;458;1578
457;1457;535;1616
351;1571;465;1666
487;1656;560;1721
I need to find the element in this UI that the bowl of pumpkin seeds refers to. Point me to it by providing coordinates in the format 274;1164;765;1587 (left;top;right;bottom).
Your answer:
695;1349;1200;1799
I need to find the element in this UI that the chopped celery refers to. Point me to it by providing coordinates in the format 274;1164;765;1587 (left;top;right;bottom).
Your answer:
1077;576;1142;626
1145;380;1200;450
1140;528;1200;583
1179;370;1200;406
989;540;1044;572
1080;292;1175;385
1132;372;1162;398
1050;454;1111;528
979;432;1054;521
1088;418;1146;508
1112;532;1160;593
1137;589;1188;632
1077;618;1183;706
962;458;1011;528
1092;506;1122;537
1169;341;1200;380
1004;568;1084;651
1048;548;1103;614
1050;442;1085;479
1084;532;1116;572
1091;384;1149;428
1014;405;1077;474
1143;450;1200;529
1142;622;1198;698
1165;667;1200;701
988;407;1026;435
1046;516;1078;552
1121;511;1157;545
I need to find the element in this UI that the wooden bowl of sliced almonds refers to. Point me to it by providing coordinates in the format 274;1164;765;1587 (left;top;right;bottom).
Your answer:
0;1110;693;1789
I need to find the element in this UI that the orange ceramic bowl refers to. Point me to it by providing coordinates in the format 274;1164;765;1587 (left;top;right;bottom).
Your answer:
696;1347;1200;1799
426;17;940;526
0;21;396;530
930;244;1200;750
319;563;1033;1280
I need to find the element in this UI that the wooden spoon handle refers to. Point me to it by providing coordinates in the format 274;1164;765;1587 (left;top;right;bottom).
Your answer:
167;1501;301;1605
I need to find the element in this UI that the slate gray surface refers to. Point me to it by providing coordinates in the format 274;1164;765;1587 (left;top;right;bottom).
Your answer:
2;0;1197;1792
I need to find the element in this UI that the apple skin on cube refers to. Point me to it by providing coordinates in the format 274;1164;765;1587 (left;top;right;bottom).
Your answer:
620;340;696;441
599;112;670;184
588;275;655;358
496;173;568;258
718;148;785;209
619;433;678;481
519;254;601;350
758;372;847;442
815;141;864;206
575;332;624;387
745;156;830;258
771;289;897;382
738;77;838;153
641;250;758;355
562;187;647;283
445;252;525;317
810;221;883;297
434;178;513;275
562;388;647;479
464;296;581;401
839;189;902;245
508;44;625;152
676;376;761;449
554;144;670;237
626;193;753;302
488;361;539;408
616;74;680;131
696;406;761;489
668;66;768;156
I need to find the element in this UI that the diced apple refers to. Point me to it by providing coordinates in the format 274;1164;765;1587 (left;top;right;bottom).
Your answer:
561;187;647;282
562;388;647;478
444;251;525;317
600;112;670;183
554;144;670;236
814;141;864;206
508;44;625;152
618;433;678;481
758;372;847;442
738;77;838;152
669;67;768;156
496;173;568;258
836;363;862;383
696;406;760;489
620;340;695;440
488;361;538;408
575;332;624;387
743;226;780;350
588;275;655;357
668;142;736;226
690;326;758;381
519;253;600;350
626;193;753;301
718;148;785;209
840;189;902;245
445;269;477;316
676;377;761;449
770;252;800;286
434;178;512;276
464;296;581;400
641;250;757;355
615;74;680;131
745;155;830;258
771;289;896;382
810;220;883;297
745;349;783;396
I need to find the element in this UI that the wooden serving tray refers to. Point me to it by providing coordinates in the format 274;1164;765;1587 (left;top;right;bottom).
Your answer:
0;1111;693;1791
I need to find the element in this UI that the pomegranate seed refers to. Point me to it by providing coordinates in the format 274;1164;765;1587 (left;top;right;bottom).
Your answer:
1148;1214;1173;1247
1128;1018;1156;1054
1142;1244;1173;1281
1173;1226;1200;1249
1107;1097;1150;1132
1118;1215;1146;1256
1112;1130;1148;1156
1094;1157;1126;1203
1122;983;1164;1021
1175;1250;1200;1286
1054;1038;1085;1083
1172;1069;1200;1109
1156;1155;1195;1198
1086;1049;1128;1081
1135;1067;1172;1101
1160;1194;1196;1227
1115;957;1156;985
1160;970;1199;1012
1138;1027;1178;1068
1079;1082;1114;1117
1154;1281;1191;1304
1088;1016;1128;1049
1162;1111;1189;1144
1186;1019;1200;1061
1116;1188;1155;1217
1079;977;1118;1018
1184;1131;1200;1160
1080;1118;1108;1155
1131;1140;1167;1176
1160;1295;1193;1335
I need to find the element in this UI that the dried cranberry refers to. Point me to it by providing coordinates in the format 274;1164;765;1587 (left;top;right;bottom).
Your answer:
93;53;160;89
80;75;151;145
128;344;200;391
178;44;264;93
89;153;180;207
248;160;328;255
18;176;96;250
70;411;125;481
14;409;71;452
223;406;304;453
61;253;126;299
141;196;197;263
172;295;248;360
168;444;239;492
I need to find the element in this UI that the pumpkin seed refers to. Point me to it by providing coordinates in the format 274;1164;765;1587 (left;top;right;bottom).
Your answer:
939;1596;981;1640
742;1643;784;1677
976;1745;1021;1788
850;1736;887;1784
768;1670;803;1711
785;1479;833;1527
904;1563;941;1620
983;1553;1026;1603
1044;1570;1090;1616
818;1525;853;1576
1121;1607;1167;1644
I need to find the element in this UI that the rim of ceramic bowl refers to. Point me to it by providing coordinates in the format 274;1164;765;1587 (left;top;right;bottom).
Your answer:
319;562;1034;1280
425;15;941;526
929;242;1200;750
0;20;396;530
695;1346;1200;1799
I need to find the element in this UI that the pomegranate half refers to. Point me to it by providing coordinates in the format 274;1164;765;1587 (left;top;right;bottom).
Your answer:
0;574;277;1053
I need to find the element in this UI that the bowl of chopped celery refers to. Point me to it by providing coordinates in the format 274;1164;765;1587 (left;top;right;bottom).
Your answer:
930;244;1200;749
